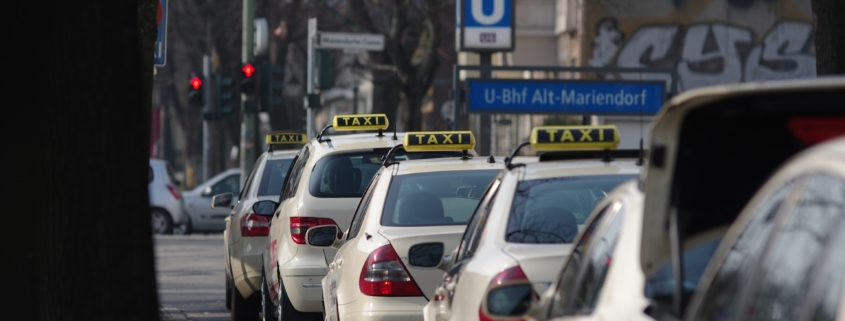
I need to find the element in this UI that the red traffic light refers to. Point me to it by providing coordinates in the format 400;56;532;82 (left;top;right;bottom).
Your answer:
190;76;203;90
242;63;256;78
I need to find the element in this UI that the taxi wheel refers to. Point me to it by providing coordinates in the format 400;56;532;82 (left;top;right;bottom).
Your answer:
261;272;275;321
151;209;173;234
225;275;232;310
276;275;321;321
231;283;260;321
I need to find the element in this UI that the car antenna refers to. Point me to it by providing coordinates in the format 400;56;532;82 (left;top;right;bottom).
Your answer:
317;124;333;143
391;113;398;141
381;144;404;168
504;142;530;170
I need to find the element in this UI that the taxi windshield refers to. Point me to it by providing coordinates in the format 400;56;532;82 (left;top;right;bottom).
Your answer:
381;170;500;226
309;150;462;198
506;174;636;244
257;158;294;196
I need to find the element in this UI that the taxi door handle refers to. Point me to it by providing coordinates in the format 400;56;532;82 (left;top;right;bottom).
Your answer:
335;259;343;267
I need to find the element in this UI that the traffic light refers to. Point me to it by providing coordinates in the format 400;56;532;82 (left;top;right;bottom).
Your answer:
259;61;284;112
215;74;236;118
188;73;204;106
240;62;256;96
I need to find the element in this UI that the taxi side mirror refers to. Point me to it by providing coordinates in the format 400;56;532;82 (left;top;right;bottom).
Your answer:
305;225;343;248
480;283;535;320
252;200;279;218
211;193;234;209
408;243;449;270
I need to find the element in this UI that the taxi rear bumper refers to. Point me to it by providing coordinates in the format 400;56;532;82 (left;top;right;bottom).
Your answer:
339;296;429;321
279;263;329;312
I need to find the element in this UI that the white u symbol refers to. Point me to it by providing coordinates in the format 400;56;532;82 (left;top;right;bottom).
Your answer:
471;0;505;25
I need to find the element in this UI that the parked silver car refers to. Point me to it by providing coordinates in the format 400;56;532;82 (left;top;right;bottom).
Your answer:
177;168;241;234
149;158;188;234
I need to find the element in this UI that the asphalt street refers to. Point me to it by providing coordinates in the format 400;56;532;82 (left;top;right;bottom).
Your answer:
155;233;229;321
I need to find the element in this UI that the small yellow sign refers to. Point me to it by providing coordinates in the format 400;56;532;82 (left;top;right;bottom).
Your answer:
403;131;476;151
332;114;389;131
530;125;619;151
266;132;307;145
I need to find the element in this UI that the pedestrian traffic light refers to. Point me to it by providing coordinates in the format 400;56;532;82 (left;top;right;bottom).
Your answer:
188;73;204;106
215;74;236;118
240;63;256;96
259;61;284;112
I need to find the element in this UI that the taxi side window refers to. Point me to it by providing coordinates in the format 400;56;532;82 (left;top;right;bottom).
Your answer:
800;218;845;321
347;173;380;240
549;202;616;318
457;179;500;262
568;203;624;315
692;179;799;320
282;147;311;201
740;173;845;321
239;155;262;199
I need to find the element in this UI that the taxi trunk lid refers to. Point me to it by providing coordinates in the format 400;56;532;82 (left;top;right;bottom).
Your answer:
502;243;574;294
299;196;360;264
378;225;466;299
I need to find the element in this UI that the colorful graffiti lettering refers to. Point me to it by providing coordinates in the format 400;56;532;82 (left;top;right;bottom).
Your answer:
595;19;815;91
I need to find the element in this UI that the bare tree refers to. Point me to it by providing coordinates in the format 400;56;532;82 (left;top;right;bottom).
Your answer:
348;0;446;131
811;0;845;74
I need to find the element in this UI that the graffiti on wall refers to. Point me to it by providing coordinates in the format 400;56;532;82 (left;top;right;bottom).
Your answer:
586;0;816;91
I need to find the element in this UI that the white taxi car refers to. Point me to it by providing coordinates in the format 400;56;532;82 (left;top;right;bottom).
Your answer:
425;125;643;321
520;179;652;321
305;131;507;321
214;131;304;320
632;77;845;320
254;115;468;321
684;136;844;321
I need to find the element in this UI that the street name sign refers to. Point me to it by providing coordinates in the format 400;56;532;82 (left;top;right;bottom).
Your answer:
154;0;168;66
466;79;665;115
316;32;384;51
458;0;515;52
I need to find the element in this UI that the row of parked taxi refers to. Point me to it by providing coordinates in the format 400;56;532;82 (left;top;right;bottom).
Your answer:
213;77;844;321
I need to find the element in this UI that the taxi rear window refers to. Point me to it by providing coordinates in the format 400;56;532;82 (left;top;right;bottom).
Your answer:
380;170;501;226
506;174;636;244
308;150;462;198
257;159;294;196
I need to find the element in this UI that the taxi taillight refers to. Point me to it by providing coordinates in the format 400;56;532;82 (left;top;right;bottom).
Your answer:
241;213;270;237
289;217;340;244
359;244;423;297
787;117;845;145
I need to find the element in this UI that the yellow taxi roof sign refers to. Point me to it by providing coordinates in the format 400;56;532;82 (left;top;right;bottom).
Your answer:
332;114;389;131
530;125;619;151
403;131;475;151
266;131;307;145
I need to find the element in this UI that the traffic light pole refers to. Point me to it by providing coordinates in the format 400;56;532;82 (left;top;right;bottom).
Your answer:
305;17;316;139
240;0;257;184
202;54;211;183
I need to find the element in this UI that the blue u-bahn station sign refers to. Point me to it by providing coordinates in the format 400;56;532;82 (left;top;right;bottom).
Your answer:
466;79;665;115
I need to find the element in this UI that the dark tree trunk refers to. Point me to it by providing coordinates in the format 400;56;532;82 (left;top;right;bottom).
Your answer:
811;0;845;75
17;0;160;320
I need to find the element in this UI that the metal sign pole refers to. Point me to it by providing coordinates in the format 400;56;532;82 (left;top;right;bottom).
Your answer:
239;0;256;186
